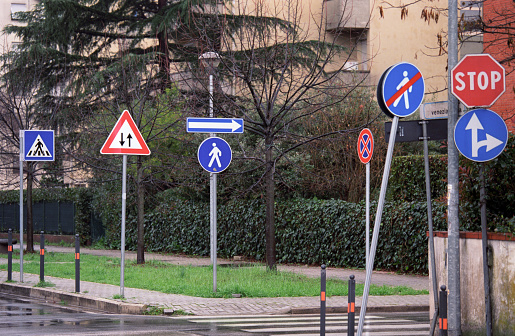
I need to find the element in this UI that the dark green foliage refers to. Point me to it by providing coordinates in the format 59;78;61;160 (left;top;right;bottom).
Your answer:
0;187;93;244
388;134;515;235
118;197;448;274
387;155;448;202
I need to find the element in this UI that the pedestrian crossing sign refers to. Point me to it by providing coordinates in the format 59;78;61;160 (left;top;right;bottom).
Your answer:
23;130;55;161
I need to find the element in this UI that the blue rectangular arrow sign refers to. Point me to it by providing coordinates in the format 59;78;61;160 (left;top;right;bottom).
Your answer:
187;118;244;133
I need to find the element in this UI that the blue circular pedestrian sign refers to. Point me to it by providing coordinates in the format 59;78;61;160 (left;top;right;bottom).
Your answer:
380;62;425;118
198;137;232;173
454;109;508;162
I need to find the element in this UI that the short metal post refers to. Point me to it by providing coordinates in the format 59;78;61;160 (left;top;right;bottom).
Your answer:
320;264;326;336
439;285;448;336
75;234;80;293
7;229;12;281
348;275;356;336
39;231;44;282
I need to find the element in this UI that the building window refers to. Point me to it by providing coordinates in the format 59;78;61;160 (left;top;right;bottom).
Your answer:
459;1;482;32
11;3;27;21
11;42;22;51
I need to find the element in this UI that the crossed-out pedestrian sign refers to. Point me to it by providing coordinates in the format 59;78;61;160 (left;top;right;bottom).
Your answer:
380;62;425;118
197;137;232;173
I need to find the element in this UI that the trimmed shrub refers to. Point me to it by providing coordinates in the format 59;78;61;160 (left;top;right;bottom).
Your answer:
122;197;448;274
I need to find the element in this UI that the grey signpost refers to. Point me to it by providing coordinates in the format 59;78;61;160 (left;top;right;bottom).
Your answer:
447;1;461;333
454;109;508;336
385;111;448;335
19;130;55;282
19;130;23;282
357;128;374;268
188;119;243;292
100;110;150;298
357;63;425;336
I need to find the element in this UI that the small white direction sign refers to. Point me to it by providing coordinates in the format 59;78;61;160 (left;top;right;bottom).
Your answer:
187;118;244;133
100;110;150;155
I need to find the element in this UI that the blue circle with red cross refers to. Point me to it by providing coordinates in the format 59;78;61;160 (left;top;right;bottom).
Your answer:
357;128;374;164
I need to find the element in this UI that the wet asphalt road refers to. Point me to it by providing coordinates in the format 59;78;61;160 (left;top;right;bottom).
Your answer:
0;293;431;336
0;293;251;336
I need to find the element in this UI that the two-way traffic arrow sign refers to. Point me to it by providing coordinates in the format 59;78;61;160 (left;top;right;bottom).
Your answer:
187;118;244;133
100;110;150;155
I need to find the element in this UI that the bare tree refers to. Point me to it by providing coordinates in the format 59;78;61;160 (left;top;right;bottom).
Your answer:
0;45;66;252
64;49;189;263
178;0;378;270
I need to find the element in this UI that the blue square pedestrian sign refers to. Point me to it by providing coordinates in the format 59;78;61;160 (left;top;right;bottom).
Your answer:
23;130;55;161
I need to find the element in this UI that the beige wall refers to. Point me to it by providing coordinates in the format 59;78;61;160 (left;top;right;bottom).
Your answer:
0;0;37;52
256;0;449;101
368;0;448;102
430;235;515;335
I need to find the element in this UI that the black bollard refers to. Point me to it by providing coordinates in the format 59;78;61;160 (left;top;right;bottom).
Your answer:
7;229;12;281
75;234;80;292
320;264;326;336
439;285;448;336
348;275;355;336
39;231;45;282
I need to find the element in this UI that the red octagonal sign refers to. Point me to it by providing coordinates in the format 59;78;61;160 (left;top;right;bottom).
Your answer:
451;54;505;108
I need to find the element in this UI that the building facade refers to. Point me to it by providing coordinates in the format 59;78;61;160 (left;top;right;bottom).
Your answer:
483;0;515;131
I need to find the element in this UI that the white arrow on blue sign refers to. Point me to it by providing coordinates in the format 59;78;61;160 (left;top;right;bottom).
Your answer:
454;109;508;162
381;62;425;118
23;130;55;161
187;118;244;133
198;137;232;173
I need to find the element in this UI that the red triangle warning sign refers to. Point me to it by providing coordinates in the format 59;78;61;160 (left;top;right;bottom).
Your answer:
100;110;150;155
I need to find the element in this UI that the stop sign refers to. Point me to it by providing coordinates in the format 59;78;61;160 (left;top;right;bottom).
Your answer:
451;54;505;108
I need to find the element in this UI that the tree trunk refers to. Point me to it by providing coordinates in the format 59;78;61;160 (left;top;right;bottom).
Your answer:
265;136;276;271
157;0;170;88
26;162;34;253
136;156;145;264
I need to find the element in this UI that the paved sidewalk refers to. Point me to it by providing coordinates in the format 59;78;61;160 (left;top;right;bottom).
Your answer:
0;245;430;316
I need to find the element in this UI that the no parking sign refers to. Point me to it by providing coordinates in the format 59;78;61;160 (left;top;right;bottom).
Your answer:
357;128;374;164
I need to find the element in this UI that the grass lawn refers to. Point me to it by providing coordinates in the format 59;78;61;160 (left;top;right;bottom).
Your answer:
0;252;428;298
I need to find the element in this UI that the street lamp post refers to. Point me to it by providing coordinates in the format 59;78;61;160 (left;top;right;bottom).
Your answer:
199;52;221;293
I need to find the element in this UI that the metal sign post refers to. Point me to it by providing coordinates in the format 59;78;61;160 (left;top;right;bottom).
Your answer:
187;111;243;294
357;116;399;335
447;1;461;333
357;128;374;268
120;154;127;297
421;120;440;335
100;110;150;298
19;129;55;282
454;109;507;336
359;62;424;336
19;130;24;282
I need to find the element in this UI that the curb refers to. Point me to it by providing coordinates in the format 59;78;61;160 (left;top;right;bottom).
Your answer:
291;304;429;315
0;283;147;314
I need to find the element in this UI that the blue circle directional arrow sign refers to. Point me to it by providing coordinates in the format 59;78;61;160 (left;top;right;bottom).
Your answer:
198;137;232;173
381;62;425;118
454;109;508;162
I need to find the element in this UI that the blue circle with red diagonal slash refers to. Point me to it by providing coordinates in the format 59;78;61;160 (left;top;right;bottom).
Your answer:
381;62;425;118
357;128;374;164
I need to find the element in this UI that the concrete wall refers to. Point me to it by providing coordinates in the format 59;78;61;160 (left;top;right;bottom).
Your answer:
429;232;515;335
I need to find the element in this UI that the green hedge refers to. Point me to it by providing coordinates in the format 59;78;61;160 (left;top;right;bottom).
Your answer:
119;198;448;274
388;133;515;235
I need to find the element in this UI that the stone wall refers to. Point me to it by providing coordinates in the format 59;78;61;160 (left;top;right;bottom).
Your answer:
429;232;514;335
